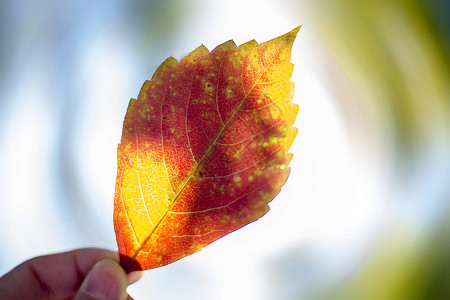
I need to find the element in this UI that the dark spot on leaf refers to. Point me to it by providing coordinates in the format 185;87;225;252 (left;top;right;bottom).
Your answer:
206;83;211;88
162;116;167;120
199;172;204;177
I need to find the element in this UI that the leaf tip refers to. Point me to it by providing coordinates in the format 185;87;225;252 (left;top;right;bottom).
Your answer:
290;25;302;37
264;26;302;51
283;25;302;45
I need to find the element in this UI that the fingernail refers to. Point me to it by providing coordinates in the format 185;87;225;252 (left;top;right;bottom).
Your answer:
84;260;127;300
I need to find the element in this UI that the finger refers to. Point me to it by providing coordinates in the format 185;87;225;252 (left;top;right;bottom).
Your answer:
74;259;128;300
0;248;122;299
127;271;144;285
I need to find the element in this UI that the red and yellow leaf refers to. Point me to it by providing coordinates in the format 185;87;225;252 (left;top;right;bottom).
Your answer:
114;27;301;271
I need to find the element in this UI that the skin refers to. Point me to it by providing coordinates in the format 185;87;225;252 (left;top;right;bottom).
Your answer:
0;248;143;300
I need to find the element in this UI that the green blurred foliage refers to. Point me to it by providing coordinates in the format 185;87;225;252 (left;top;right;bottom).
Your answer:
297;0;450;159
309;210;450;300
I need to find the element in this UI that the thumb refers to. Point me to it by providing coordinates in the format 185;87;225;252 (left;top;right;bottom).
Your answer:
74;259;129;300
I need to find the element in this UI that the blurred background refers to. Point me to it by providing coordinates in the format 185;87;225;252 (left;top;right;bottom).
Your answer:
0;0;449;299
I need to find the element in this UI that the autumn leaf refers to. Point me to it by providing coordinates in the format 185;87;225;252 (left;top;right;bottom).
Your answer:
114;27;301;271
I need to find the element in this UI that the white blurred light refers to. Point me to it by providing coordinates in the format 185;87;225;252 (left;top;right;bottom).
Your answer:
0;1;396;299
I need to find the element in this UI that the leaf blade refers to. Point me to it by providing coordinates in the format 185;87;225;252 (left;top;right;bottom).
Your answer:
114;26;301;271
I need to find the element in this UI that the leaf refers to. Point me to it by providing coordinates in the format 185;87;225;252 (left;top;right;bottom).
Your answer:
114;27;301;271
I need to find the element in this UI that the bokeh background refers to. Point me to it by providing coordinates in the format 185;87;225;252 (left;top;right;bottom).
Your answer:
0;0;449;299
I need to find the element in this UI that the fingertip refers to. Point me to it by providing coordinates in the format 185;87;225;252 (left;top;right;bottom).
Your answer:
75;259;128;300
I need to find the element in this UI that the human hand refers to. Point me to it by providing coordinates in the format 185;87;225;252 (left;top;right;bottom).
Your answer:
0;248;142;300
